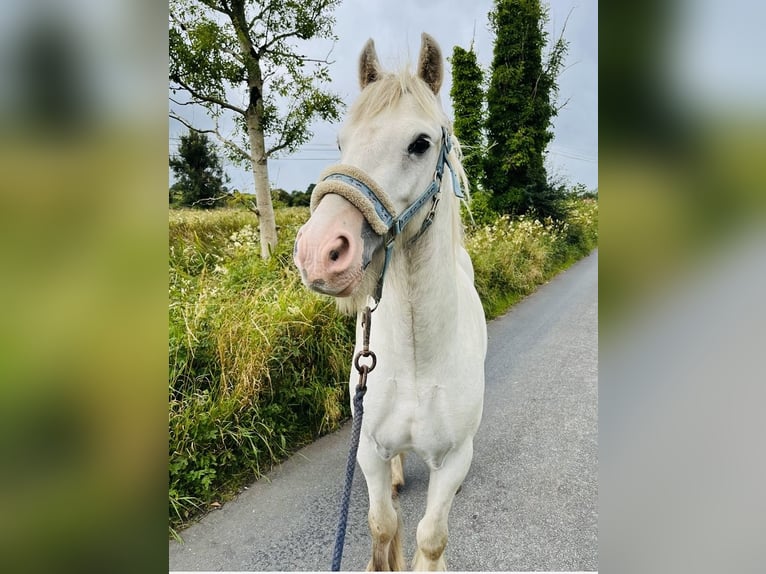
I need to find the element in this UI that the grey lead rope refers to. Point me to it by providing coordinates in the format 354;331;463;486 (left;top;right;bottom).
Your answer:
331;306;376;571
331;384;367;571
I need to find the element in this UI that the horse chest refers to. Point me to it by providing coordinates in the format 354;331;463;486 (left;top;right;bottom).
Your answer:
362;374;465;469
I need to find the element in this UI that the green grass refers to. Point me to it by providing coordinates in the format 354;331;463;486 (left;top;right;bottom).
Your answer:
465;198;598;319
168;198;597;537
168;207;355;538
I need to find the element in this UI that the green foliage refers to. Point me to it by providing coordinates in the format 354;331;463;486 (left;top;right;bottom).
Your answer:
484;0;569;218
571;183;598;199
270;188;291;209
466;197;598;318
170;0;345;258
289;189;312;207
450;45;485;187
559;196;599;256
169;130;229;208
271;188;312;208
169;206;354;534
462;190;495;227
169;0;345;167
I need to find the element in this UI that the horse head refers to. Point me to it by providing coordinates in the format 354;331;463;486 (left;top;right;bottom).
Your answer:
294;33;460;310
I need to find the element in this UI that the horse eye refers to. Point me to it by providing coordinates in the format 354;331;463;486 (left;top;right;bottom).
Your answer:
408;136;430;155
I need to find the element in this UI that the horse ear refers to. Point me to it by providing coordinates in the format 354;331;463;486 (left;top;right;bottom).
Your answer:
417;33;443;94
359;39;382;90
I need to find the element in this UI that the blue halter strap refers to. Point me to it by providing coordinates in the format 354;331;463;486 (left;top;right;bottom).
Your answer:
320;126;464;305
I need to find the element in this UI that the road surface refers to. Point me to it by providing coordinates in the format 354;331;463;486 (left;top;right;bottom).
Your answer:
170;250;598;572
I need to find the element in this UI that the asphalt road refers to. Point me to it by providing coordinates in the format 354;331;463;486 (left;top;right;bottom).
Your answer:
169;250;598;572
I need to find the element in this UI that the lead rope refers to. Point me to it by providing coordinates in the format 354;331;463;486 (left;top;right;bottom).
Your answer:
331;305;377;571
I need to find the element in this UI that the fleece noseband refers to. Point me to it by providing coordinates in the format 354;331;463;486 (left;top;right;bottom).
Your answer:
309;127;463;305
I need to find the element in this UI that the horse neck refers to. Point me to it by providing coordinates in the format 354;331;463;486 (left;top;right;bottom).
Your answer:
379;192;461;346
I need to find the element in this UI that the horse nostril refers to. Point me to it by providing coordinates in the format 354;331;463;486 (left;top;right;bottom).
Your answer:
327;235;350;265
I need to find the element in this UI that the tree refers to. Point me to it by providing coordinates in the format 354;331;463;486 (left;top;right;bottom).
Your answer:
169;130;229;208
169;0;344;258
484;0;568;218
449;43;485;188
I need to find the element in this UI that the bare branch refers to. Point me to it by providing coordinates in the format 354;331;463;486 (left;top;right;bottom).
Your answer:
169;112;215;135
323;39;338;65
169;96;202;107
261;66;278;83
170;112;252;162
170;75;247;116
169;113;224;156
266;50;335;65
559;7;574;43
554;96;571;114
265;140;292;157
544;6;572;74
192;193;231;207
557;60;580;76
217;41;246;64
248;1;271;31
258;29;300;57
169;11;186;30
215;132;252;163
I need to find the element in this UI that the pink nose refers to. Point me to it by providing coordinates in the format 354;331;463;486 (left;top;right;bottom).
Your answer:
294;227;361;294
293;193;367;296
294;229;353;282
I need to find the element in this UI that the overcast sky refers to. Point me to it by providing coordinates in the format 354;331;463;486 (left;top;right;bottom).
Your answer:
170;0;598;194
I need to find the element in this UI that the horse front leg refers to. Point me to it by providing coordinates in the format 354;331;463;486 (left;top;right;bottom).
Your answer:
357;435;404;571
412;440;474;571
391;452;405;496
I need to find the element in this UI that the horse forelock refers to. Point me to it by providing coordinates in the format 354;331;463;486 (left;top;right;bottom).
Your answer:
349;68;446;127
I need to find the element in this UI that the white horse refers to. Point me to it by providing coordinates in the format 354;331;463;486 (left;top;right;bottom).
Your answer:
294;33;486;571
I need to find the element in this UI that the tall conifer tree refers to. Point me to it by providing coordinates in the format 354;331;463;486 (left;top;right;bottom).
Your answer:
450;43;485;187
484;0;567;217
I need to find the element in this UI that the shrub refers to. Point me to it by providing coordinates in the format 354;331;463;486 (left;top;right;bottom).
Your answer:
560;196;599;256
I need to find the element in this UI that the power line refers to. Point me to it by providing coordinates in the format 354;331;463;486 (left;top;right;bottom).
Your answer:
547;146;598;163
170;137;596;164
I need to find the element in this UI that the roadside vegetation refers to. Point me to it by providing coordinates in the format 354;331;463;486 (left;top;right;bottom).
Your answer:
168;196;597;537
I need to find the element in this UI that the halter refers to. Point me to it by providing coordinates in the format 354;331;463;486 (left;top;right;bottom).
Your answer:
310;126;464;305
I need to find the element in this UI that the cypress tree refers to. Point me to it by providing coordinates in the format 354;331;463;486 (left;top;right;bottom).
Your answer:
449;44;485;187
484;0;567;217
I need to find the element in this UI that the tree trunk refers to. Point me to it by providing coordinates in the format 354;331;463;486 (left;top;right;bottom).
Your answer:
228;0;278;260
239;42;277;259
246;112;277;259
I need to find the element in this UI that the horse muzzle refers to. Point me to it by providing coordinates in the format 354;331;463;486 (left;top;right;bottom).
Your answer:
294;193;377;298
